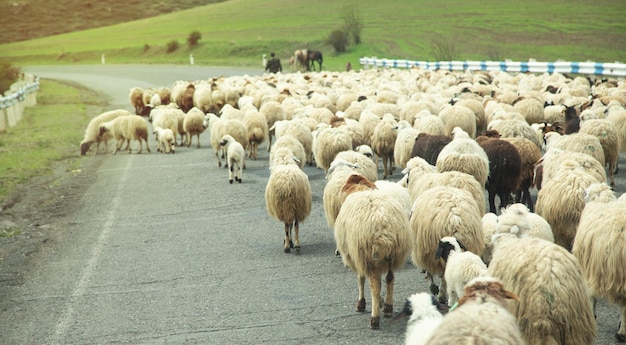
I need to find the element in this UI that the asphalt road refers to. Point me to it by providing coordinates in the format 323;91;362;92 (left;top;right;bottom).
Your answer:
0;64;623;344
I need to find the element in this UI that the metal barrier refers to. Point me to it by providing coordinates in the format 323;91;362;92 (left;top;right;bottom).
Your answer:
358;57;626;77
0;75;39;132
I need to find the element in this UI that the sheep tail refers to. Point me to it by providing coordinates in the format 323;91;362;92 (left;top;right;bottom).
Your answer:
370;236;395;263
525;320;560;345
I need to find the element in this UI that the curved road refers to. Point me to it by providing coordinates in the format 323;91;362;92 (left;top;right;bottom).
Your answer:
0;64;622;344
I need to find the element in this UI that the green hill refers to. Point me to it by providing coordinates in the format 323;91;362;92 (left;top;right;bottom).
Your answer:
1;0;624;71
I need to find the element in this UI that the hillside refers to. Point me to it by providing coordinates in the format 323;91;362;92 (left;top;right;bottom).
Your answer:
0;0;224;44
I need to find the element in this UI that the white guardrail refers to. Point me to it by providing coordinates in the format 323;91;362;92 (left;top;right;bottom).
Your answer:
0;75;39;132
359;57;626;78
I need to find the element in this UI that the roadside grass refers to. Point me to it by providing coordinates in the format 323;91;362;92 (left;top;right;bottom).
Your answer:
1;0;624;70
0;79;105;204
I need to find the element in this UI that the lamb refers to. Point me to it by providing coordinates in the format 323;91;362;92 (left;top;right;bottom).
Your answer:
435;127;490;187
393;293;447;345
476;133;522;213
182;107;207;148
409;133;451;166
99;115;151;154
334;174;413;329
489;235;597;345
242;110;268;160
409;186;485;302
129;87;145;115
265;146;312;254
371;113;398;179
149;106;180;144
80;109;133;156
579;118;620;186
313;127;353;173
424;276;525;345
219;135;245;184
435;236;488;307
573;183;626;342
153;126;176;154
496;203;554;242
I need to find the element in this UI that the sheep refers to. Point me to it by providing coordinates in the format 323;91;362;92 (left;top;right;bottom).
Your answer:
204;113;228;167
539;149;607;188
548;131;606;167
393;120;420;169
179;83;196;113
219;135;245;184
192;84;214;113
496;203;554;242
260;100;287;152
487;119;543;150
476;133;522;213
222;119;249;153
371;113;398;179
129;87;145;115
153;126;175;154
435;127;490;187
455;98;487;135
424;276;525;345
573;183;626;342
501;136;542;211
264;146;312;254
270;134;306;170
156;86;171;105
334;174;413;329
149;106;180;144
280;120;314;165
99;115;151;154
182;107;207;148
413;112;446;136
80;109;133;156
330;150;378;182
488;235;597;345
435;236;488;307
242;110;268;160
393;293;447;345
438;104;477;138
579;118;620;186
313;127;353;173
409;186;484;302
149;92;162;108
512;97;545;125
141;88;156;114
409;133;452;166
408;170;486;216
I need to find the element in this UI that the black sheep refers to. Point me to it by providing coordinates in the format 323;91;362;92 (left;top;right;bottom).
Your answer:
477;135;522;214
410;133;452;166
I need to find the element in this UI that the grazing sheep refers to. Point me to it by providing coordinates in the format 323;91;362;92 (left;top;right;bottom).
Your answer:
334;174;413;329
573;183;626;342
436;127;490;187
579;118;620;186
242;110;268;160
476;133;522;213
183;107;207;148
372;114;398;179
489;235;597;345
409;186;484;302
393;293;447;345
436;236;488;307
313;127;353;173
153;126;176;154
99;115;151;154
129;87;145;115
80;109;133;156
219;135;245;184
409;133;452;166
265;147;312;254
425;276;525;345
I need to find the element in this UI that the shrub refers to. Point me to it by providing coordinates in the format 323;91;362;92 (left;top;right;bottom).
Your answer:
327;29;349;53
187;31;202;48
143;44;151;52
0;62;22;94
166;40;179;53
430;35;459;61
342;5;363;45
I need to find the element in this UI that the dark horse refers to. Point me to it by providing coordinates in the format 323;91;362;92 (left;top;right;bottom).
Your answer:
307;50;323;71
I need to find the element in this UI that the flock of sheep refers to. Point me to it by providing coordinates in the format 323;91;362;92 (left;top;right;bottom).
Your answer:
79;66;626;344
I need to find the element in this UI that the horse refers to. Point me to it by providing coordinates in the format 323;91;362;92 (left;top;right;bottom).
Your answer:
307;50;323;71
291;49;309;72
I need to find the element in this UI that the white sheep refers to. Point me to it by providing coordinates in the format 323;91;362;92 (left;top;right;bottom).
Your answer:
435;127;490;187
265;147;312;254
270;134;306;170
153;126;175;154
425;276;525;345
438;104;477;138
129;87;145;115
149;106;180;145
329;150;378;182
80;109;133;156
219;135;245;184
183;107;207;148
393;292;447;345
242;110;268;160
313;127;353;173
371;113;398;179
435;236;488;307
334;174;413;329
489;235;597;345
99;115;151;154
260;100;287;152
205;113;227;167
579;118;620;186
393;120;420;170
573;183;626;342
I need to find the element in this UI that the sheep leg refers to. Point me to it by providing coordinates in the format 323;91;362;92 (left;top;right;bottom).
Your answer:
356;274;366;312
283;222;293;253
144;139;150;153
229;163;234;184
383;271;394;318
293;219;300;255
196;134;201;148
488;189;497;214
369;274;381;329
136;139;142;154
426;271;439;295
237;163;243;183
617;306;626;342
608;161;616;187
215;151;222;167
438;276;448;304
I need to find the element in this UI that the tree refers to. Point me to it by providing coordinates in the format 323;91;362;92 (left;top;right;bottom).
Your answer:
0;62;21;94
342;5;363;44
327;30;349;53
187;31;202;48
166;40;180;53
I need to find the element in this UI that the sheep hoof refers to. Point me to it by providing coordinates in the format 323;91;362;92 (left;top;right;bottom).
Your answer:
430;284;439;295
284;247;291;253
229;179;233;184
383;304;393;318
295;246;301;255
369;316;380;330
356;298;366;312
335;250;341;256
289;240;294;248
616;333;625;342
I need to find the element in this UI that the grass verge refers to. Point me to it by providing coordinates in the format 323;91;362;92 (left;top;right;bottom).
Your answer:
0;79;106;205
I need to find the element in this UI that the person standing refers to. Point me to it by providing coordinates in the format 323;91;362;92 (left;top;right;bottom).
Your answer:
265;52;282;73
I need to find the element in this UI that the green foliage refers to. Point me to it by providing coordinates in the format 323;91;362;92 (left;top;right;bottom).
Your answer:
342;5;363;45
327;30;349;54
166;40;179;53
0;62;22;94
430;35;459;61
143;43;151;52
187;31;202;48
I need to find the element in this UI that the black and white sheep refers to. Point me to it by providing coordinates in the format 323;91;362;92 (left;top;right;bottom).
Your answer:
393;292;447;345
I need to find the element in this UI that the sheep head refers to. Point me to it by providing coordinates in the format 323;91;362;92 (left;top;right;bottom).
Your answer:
392;292;449;322
435;237;466;262
458;276;519;307
341;174;376;196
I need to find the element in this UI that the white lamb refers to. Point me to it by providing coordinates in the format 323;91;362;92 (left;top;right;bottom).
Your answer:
219;135;245;184
153;127;176;154
393;292;447;345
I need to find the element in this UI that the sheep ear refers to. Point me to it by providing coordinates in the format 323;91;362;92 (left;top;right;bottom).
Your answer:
435;242;447;261
457;240;467;251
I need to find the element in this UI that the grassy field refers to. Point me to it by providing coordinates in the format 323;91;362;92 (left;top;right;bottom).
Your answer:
0;80;105;205
0;0;625;71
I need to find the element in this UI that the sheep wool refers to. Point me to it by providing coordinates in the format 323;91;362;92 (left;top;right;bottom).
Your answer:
80;109;133;156
99;115;151;154
394;293;447;345
183;107;207;148
313;127;353;173
153;127;175;154
435;127;489;187
219;135;245;184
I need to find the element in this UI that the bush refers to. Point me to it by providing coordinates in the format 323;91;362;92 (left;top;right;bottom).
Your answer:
327;29;349;53
143;44;151;52
430;35;459;61
187;31;202;48
166;40;179;53
342;5;363;45
0;62;22;94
